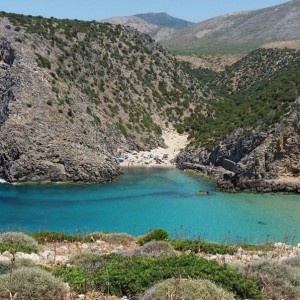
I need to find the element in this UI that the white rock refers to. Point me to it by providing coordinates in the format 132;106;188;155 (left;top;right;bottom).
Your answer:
0;256;11;262
59;246;69;252
78;295;85;300
2;251;13;259
252;255;261;260
81;243;89;249
15;252;40;262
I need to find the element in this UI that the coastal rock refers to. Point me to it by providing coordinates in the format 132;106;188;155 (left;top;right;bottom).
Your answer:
177;107;300;193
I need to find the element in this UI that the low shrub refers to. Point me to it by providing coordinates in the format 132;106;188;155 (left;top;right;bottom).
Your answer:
68;252;106;273
238;243;275;252
232;259;300;300
30;231;89;244
0;258;41;275
57;253;262;299
140;278;235;300
0;267;68;299
31;231;135;246
170;239;236;255
127;241;176;258
137;229;169;246
88;232;135;246
0;232;42;253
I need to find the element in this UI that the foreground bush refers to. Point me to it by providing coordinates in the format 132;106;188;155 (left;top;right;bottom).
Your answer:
233;258;300;300
170;239;236;255
127;241;176;257
0;258;37;275
0;232;41;253
140;278;235;300
137;229;169;246
56;254;262;299
0;267;68;299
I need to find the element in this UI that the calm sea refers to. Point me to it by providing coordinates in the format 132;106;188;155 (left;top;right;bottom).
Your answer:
0;168;299;243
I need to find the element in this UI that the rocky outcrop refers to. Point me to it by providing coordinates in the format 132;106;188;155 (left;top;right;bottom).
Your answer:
0;37;121;183
177;106;300;193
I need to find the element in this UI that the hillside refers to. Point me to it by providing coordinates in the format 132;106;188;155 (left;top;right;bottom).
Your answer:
104;13;193;41
177;48;300;192
0;12;207;183
162;0;300;55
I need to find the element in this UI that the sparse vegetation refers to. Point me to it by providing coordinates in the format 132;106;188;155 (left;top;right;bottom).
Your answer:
0;267;68;300
140;278;236;300
232;258;300;300
0;232;41;254
56;253;262;298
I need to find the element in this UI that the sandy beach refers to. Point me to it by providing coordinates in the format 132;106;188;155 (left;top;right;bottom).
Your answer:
119;130;188;168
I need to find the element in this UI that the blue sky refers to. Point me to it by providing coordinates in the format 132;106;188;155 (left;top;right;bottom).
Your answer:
0;0;289;22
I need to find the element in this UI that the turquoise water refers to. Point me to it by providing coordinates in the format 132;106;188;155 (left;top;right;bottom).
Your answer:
0;168;300;243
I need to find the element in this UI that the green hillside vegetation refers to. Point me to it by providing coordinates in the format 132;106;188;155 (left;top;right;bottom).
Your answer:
0;11;206;148
181;49;300;149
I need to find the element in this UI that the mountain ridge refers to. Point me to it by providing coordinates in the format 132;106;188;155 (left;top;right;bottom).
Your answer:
162;0;300;55
103;12;193;41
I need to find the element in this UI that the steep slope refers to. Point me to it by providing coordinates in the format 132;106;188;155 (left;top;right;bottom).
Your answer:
0;12;207;183
162;0;300;55
104;13;193;41
177;48;300;192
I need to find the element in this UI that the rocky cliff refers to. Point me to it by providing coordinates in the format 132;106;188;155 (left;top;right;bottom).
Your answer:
0;13;206;183
177;48;300;193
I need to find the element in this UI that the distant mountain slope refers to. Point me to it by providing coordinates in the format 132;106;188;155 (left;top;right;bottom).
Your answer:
162;0;300;54
104;13;193;41
134;13;193;30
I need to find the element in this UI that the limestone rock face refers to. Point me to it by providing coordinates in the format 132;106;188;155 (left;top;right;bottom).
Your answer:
0;27;122;183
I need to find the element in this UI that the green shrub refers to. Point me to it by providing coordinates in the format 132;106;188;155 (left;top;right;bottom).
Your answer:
57;253;262;299
170;240;236;255
138;229;169;246
233;259;300;300
127;241;176;258
88;232;135;246
0;232;41;254
30;231;135;245
140;278;235;300
0;267;68;299
0;258;39;275
68;252;106;273
35;53;51;69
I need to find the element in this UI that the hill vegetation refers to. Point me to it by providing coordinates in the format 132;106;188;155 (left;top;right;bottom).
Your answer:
181;48;300;148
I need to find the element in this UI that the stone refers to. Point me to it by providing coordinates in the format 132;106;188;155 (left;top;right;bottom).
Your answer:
15;252;40;261
81;243;89;249
2;251;13;259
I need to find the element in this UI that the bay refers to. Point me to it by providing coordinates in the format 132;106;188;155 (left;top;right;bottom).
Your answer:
0;168;299;244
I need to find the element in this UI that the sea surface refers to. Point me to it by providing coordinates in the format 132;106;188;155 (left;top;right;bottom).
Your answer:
0;168;300;244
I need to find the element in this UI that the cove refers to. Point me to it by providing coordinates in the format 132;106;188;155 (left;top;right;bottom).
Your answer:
0;168;300;244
